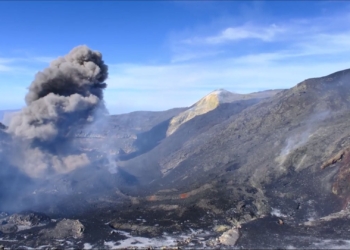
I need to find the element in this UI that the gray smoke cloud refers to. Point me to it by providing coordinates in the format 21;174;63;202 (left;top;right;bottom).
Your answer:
9;45;108;141
6;45;109;177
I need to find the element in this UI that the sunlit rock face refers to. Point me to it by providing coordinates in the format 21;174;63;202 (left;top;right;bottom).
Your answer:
166;89;280;136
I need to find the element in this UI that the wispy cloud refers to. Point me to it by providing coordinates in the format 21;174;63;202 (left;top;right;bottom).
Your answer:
31;56;56;64
105;57;350;114
0;64;15;72
171;50;224;63
3;9;350;114
0;54;56;75
182;24;284;45
0;57;21;72
105;11;350;113
170;10;350;63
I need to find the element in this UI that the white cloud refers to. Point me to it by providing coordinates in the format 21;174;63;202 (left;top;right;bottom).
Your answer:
104;9;350;114
31;56;56;64
171;11;350;63
171;50;224;63
0;64;15;72
0;58;21;72
205;24;283;44
0;55;55;74
182;24;284;45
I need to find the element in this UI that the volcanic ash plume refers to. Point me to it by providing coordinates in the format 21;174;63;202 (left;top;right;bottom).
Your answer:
7;45;109;177
9;45;108;141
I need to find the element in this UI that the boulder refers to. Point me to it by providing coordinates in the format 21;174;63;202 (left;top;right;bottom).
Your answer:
219;228;239;246
39;219;84;239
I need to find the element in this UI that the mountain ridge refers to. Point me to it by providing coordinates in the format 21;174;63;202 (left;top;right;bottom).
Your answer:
112;67;350;234
3;68;350;248
166;88;282;136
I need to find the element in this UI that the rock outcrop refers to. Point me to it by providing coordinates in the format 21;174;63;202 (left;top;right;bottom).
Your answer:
39;219;84;239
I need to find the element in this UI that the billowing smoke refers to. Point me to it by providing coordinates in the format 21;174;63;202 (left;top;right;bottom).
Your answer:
9;45;108;141
6;45;109;178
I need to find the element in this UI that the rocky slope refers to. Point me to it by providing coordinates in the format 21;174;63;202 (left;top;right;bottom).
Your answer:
118;94;279;186
3;69;350;248
112;68;350;248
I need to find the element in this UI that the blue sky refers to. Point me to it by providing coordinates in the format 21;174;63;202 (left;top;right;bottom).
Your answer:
1;1;350;114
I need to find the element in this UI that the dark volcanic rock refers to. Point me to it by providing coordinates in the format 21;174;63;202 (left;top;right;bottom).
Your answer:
5;212;50;227
0;211;50;234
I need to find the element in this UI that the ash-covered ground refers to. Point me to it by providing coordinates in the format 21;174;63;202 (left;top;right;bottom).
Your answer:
2;46;350;249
